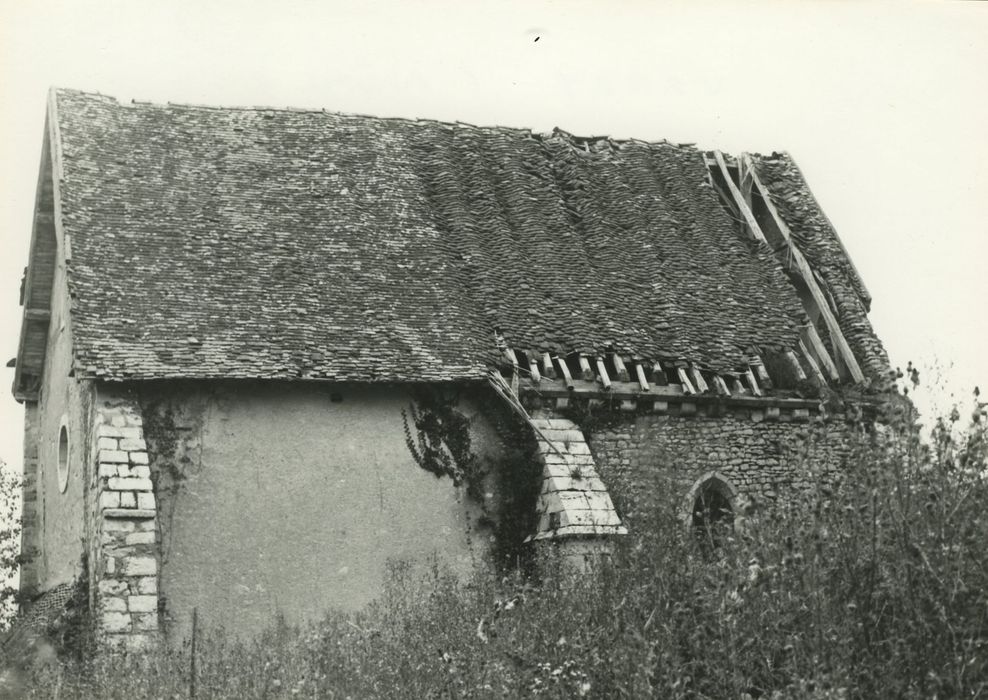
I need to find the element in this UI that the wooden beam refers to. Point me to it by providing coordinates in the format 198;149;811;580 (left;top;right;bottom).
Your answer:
635;363;650;392
651;362;668;385
677;367;696;395
578;354;594;381
738;152;755;214
541;352;556;380
784;350;808;382
751;357;771;386
689;367;709;393
611;354;630;382
713;150;768;244
595;357;612;390
528;352;541;383
25;309;51;321
744;368;763;397
798;339;827;386
554;355;575;389
713;375;731;396
740;154;865;383
800;324;840;382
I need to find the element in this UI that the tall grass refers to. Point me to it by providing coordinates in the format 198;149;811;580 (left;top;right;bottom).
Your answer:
22;398;988;699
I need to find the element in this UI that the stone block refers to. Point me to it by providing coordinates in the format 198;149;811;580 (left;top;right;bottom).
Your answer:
125;531;155;545
119;438;147;452
98;580;128;595
105;556;116;575
97;437;119;451
108;477;153;492
102;596;127;612
129;452;150;465
122;556;157;577
104;508;156;520
102;611;131;633
99;491;121;510
102;518;136;533
99;464;119;478
99;449;129;464
126;415;144;427
131;466;151;479
137;492;156;510
128;595;158;613
119;492;137;508
110;414;128;427
98;425;142;440
134;613;159;631
136;577;158;595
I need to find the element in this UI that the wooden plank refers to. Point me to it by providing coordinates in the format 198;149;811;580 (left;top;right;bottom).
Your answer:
634;363;650;392
741;154;864;383
689;367;709;393
798;339;827;386
677;367;696;395
528;351;541;383
611;354;630;382
25;309;51;321
751;357;771;385
554;355;575;389
651;362;668;385
800;324;840;382
595;357;612;390
504;347;520;373
713;375;731;396
578;354;594;381
744;368;763;397
713;150;768;244
541;352;556;380
738;152;755;214
785;350;808;381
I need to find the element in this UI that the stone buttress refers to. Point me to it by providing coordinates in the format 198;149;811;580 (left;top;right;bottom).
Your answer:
527;417;627;565
88;393;160;651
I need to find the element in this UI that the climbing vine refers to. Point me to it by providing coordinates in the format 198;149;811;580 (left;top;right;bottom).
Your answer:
402;387;486;501
401;386;543;572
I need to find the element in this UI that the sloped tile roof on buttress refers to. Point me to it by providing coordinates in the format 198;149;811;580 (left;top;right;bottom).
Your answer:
54;89;809;382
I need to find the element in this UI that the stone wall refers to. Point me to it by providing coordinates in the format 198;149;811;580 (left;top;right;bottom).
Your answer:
566;401;862;533
88;390;160;652
23;251;93;596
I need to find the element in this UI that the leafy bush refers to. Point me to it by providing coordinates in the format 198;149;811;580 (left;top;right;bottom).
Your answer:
21;393;988;698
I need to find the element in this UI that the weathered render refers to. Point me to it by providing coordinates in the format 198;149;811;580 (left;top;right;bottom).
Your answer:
11;88;893;651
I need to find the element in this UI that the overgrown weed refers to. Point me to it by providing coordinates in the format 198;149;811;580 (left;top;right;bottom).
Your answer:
20;392;988;698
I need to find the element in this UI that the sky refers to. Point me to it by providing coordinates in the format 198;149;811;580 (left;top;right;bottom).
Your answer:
1;0;986;478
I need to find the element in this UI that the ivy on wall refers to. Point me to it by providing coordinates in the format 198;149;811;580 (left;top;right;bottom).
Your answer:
401;386;543;572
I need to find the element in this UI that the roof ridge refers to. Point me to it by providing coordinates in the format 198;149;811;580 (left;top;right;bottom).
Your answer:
49;86;698;151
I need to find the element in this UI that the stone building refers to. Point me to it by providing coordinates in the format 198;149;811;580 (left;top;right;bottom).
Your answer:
11;88;891;650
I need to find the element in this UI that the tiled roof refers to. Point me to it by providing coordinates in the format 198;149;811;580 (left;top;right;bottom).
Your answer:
752;154;890;379
52;89;814;382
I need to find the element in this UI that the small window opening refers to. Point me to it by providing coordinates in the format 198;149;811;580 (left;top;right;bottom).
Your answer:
692;480;734;547
57;419;70;493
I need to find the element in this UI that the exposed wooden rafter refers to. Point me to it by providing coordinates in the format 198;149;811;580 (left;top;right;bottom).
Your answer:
799;324;840;382
712;150;768;244
738;154;865;384
634;362;650;392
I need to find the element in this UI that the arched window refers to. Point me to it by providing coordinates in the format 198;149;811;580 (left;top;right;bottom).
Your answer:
685;473;736;547
57;416;70;493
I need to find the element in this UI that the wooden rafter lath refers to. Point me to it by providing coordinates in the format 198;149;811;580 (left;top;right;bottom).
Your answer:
712;152;865;385
712;151;767;244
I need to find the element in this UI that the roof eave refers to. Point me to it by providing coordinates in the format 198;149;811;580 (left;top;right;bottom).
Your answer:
12;93;63;402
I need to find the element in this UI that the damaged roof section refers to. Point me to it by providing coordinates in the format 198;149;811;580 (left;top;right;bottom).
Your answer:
32;89;886;386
